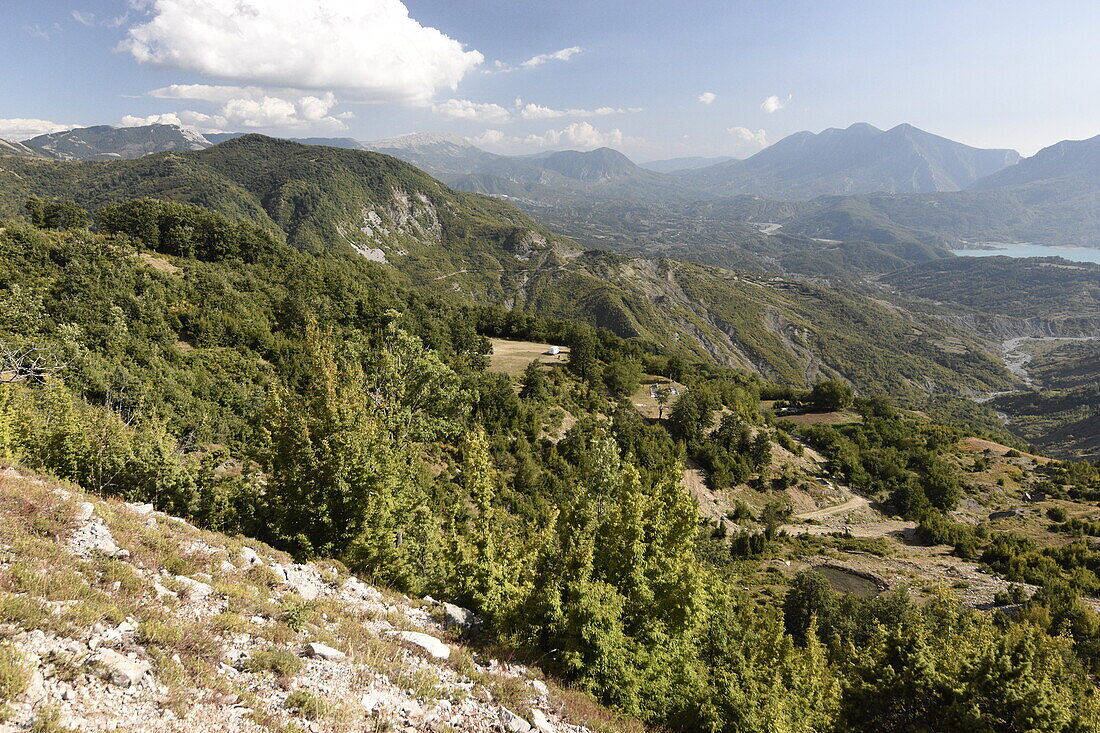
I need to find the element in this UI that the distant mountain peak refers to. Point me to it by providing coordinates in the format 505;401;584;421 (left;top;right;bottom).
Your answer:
685;122;1021;198
21;123;211;161
363;132;473;150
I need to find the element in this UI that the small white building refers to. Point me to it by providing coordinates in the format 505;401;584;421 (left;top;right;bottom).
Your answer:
548;345;560;356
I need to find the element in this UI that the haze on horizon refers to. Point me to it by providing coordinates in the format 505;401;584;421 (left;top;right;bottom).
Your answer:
2;0;1098;160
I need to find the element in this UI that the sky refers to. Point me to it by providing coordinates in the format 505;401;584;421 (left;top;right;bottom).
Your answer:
2;0;1099;161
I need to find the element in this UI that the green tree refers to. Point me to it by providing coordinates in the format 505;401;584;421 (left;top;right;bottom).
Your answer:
810;379;854;410
519;360;550;401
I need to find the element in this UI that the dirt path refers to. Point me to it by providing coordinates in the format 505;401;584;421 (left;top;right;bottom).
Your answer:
795;495;869;521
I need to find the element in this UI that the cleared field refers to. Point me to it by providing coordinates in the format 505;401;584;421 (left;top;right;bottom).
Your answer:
488;338;570;376
773;409;862;427
630;377;685;419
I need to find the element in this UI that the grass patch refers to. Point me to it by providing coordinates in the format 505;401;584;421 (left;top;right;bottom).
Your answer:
246;649;304;679
0;643;28;710
285;689;328;720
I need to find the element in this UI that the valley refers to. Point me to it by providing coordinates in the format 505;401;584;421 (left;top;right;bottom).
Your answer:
1;120;1099;732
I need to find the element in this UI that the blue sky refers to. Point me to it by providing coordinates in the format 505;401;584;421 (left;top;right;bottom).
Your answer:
2;0;1098;159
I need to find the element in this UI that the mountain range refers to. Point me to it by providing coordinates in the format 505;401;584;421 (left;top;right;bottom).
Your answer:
19;123;210;161
681;123;1021;198
0;134;1013;401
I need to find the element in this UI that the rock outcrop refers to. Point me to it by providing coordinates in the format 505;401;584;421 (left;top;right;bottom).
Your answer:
0;466;617;732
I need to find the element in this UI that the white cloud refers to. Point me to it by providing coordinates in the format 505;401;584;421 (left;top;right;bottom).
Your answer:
697;92;717;105
473;122;642;152
521;46;582;68
761;94;791;113
517;102;638;120
121;0;484;103
0;118;79;141
136;86;349;132
429;98;639;124
120;111;228;131
728;126;768;147
25;24;61;40
71;10;95;27
431;99;513;123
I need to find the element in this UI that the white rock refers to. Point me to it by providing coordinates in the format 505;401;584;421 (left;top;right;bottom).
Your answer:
387;630;450;659
531;708;556;733
237;546;262;566
76;502;96;522
282;564;324;601
174;575;215;600
501;706;533;732
126;502;155;516
341;577;383;602
152;580;178;600
92;648;150;687
302;642;345;661
528;679;550;697
442;602;482;634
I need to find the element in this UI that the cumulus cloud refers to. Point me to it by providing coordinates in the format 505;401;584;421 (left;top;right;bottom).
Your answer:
761;94;791;113
697;92;717;105
728;126;768;147
121;0;483;103
521;46;582;68
0;118;79;141
516;101;638;120
120;111;227;131
430;98;638;124
430;99;513;123
473;122;642;153
137;85;350;132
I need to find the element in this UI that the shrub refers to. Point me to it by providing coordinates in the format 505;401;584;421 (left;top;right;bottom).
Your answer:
285;690;328;720
0;643;28;703
246;650;304;678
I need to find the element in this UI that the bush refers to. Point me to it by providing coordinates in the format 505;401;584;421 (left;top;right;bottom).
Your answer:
285;690;328;719
246;650;304;678
0;643;28;714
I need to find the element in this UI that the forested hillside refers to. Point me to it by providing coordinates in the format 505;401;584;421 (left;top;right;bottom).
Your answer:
0;139;1015;406
3;203;1100;731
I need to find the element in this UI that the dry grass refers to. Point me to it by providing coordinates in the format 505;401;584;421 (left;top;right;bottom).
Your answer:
487;338;570;376
628;376;685;419
775;409;862;427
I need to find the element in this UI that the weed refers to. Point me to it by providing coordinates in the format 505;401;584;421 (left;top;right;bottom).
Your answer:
285;689;328;720
246;649;304;678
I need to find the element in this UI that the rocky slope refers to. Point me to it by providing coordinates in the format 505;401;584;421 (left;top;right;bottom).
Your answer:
20;124;211;161
0;466;635;732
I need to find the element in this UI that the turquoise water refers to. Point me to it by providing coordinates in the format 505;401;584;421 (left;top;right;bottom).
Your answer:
951;244;1100;265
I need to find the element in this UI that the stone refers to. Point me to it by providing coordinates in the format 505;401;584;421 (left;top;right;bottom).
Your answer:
528;679;550;697
92;648;151;687
283;564;324;601
442;602;482;636
218;560;237;574
237;546;262;566
153;580;178;600
174;575;215;600
387;630;450;659
500;706;532;732
530;708;556;733
126;502;155;516
76;502;95;522
302;642;346;661
342;577;383;602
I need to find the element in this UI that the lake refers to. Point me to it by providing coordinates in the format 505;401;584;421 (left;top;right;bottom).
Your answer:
951;244;1100;265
